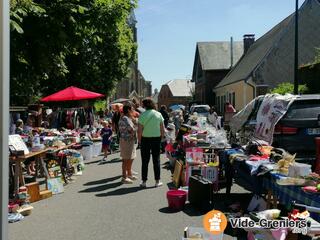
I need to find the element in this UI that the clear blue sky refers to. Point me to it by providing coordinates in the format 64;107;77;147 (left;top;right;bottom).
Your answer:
135;0;304;91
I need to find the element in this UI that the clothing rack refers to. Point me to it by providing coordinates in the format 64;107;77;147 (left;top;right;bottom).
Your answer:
49;107;94;129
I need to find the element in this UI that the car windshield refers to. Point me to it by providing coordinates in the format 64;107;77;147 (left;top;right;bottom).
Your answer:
285;100;320;119
194;107;209;113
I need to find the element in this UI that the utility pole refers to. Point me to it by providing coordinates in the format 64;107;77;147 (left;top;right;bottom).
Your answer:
0;0;10;239
293;0;299;94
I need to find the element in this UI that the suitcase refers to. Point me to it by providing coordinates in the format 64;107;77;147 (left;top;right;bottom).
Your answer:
188;175;214;212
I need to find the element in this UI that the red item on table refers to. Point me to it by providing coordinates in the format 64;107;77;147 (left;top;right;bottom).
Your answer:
249;154;269;161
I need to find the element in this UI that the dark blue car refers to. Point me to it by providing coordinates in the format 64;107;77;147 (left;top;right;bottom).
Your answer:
231;95;320;160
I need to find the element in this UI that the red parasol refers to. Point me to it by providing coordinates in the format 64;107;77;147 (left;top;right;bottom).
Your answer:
41;86;104;102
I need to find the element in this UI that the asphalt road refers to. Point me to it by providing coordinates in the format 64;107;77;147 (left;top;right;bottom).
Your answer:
9;150;251;240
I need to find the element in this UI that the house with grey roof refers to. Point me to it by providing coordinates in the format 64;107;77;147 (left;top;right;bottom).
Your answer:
158;79;194;108
214;0;320;111
191;40;244;107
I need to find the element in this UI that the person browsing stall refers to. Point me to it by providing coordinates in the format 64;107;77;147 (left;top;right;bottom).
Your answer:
138;98;165;188
207;106;218;128
100;121;113;162
15;119;24;135
111;104;121;141
160;105;170;128
119;105;138;184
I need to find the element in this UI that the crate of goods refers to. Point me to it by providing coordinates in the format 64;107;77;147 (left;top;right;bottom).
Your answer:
202;166;218;183
185;147;204;164
203;150;219;165
40;190;52;200
25;182;40;203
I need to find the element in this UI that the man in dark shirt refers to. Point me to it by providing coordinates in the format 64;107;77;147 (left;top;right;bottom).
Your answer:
112;105;121;142
159;105;169;128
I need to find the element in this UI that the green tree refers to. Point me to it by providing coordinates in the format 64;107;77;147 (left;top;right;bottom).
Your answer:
62;0;137;97
10;0;137;105
270;82;308;95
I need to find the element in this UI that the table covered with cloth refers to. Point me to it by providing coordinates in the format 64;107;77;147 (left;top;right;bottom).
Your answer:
262;174;320;221
222;148;267;195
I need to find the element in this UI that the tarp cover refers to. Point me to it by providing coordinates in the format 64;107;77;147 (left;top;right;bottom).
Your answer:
253;94;296;144
229;98;256;134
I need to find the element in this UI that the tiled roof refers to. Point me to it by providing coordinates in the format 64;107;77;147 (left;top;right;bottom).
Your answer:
165;79;194;97
215;14;293;88
197;41;244;70
216;0;320;88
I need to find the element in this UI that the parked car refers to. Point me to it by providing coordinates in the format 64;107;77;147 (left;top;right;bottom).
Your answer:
190;104;210;117
230;95;320;159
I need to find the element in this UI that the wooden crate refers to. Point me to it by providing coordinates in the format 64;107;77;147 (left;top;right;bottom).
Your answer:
25;182;40;203
40;190;52;200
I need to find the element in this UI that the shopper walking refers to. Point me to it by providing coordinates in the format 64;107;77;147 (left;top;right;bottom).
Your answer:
100;121;113;163
119;105;137;184
138;98;165;188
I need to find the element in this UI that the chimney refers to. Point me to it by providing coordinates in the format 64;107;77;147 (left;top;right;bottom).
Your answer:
243;34;255;54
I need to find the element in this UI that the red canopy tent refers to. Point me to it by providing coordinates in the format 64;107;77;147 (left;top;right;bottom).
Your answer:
41;86;104;102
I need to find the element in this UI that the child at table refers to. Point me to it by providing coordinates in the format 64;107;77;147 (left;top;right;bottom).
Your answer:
100;121;113;162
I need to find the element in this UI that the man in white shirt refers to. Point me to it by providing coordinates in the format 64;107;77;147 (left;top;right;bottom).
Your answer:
207;107;218;128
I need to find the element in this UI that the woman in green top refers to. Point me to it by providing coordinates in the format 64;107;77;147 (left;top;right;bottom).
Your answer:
138;98;165;188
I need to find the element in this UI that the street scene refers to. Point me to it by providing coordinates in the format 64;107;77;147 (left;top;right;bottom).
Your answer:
4;0;320;239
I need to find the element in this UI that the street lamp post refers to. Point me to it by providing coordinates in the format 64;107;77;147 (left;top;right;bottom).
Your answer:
294;0;299;94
